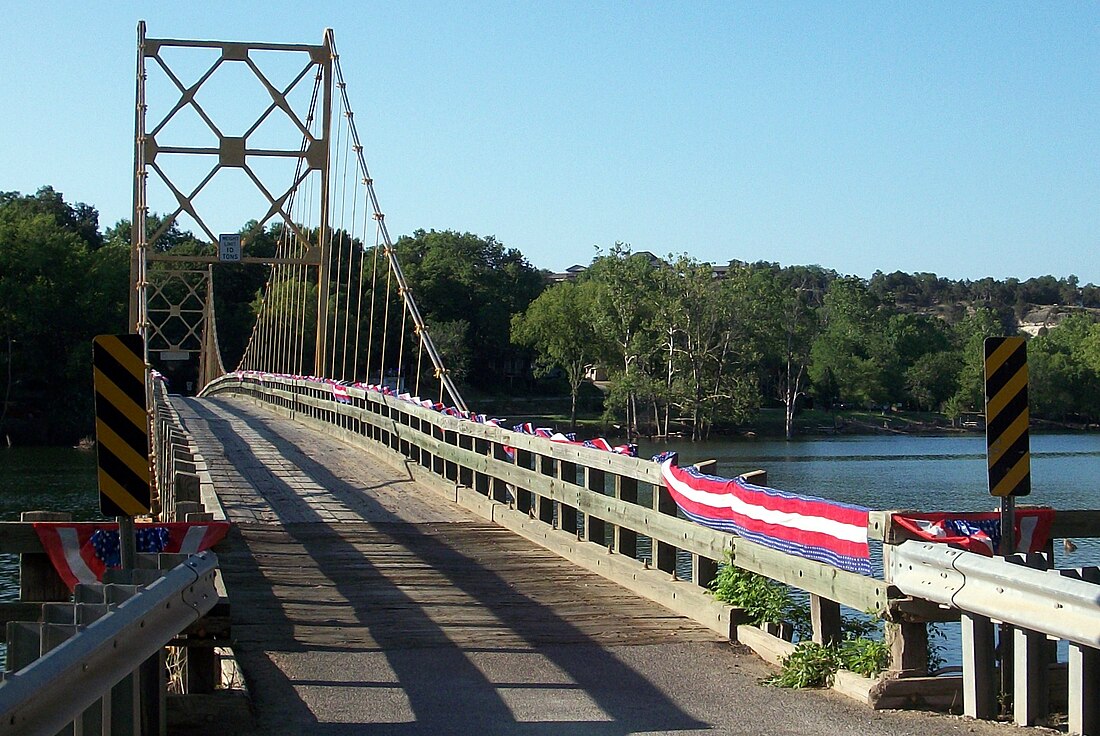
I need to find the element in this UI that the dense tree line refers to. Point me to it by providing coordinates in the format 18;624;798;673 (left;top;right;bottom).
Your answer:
514;247;1100;438
0;188;129;443
3;185;1100;444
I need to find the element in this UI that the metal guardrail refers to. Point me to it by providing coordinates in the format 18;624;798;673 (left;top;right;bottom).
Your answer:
0;552;220;736
889;540;1100;734
889;540;1100;649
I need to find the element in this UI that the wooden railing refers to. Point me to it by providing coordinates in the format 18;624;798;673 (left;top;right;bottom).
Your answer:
203;379;890;642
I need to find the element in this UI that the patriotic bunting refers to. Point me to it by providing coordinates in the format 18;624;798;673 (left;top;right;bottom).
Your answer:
658;453;872;575
33;521;230;591
892;508;1055;556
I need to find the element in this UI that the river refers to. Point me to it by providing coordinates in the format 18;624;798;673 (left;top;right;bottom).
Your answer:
1;432;1096;668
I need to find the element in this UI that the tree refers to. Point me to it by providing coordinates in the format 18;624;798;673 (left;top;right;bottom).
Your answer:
511;281;598;427
0;189;127;443
752;269;818;438
393;230;545;390
583;244;659;438
1028;314;1100;421
943;308;1003;421
809;277;892;409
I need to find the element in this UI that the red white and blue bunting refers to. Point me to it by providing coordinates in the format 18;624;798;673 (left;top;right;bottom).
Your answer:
657;452;872;576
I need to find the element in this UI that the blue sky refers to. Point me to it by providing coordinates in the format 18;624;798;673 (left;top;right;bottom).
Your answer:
2;2;1098;282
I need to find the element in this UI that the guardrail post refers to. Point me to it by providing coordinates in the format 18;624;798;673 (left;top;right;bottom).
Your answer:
886;620;927;677
19;511;71;602
614;475;638;559
1068;643;1099;736
585;468;606;545
1014;626;1049;725
961;612;997;719
175;472;200;503
140;650;167;736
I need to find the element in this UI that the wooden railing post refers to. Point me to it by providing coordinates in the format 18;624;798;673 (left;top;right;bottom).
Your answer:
614;475;638;558
456;433;472;487
585;468;607;545
558;460;578;534
473;437;491;496
653;482;678;574
537;455;555;524
810;594;842;645
516;449;534;514
491;443;512;504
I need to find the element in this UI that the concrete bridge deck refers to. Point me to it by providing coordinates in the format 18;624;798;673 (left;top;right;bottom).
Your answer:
175;396;1033;736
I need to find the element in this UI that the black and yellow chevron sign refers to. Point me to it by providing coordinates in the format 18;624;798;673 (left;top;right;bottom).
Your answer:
92;334;151;516
984;336;1030;497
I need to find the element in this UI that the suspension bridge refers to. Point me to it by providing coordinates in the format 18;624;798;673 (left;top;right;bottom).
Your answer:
0;24;1097;736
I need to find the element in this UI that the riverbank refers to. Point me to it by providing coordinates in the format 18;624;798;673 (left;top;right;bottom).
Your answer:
469;399;1098;443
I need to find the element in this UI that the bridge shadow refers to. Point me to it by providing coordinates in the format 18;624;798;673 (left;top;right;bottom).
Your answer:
188;398;713;736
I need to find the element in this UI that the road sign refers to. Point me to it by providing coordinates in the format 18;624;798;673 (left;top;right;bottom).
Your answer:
984;337;1030;497
92;334;151;516
218;233;241;262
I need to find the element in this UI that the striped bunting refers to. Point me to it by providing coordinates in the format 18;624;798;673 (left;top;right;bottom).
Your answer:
659;456;872;575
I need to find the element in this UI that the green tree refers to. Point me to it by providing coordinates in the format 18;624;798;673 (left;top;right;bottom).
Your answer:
393;230;545;390
809;277;892;408
511;280;598;427
750;268;819;439
0;188;127;443
583;244;659;437
943;308;1003;421
1028;314;1100;421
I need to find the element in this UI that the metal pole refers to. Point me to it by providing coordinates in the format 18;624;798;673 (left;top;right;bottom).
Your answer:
118;516;136;572
998;494;1015;713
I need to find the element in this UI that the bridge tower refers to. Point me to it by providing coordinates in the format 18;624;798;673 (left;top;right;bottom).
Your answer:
129;21;334;377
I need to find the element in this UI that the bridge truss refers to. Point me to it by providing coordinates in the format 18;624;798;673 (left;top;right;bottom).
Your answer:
131;22;466;410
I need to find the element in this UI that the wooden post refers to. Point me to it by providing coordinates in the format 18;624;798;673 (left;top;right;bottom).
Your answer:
491;443;512;504
1068;643;1099;736
693;555;718;589
886;620;928;677
614;475;638;558
810;594;842;645
186;644;219;694
558;460;579;534
140;649;167;736
516;449;534;513
585;468;607;545
962;613;997;719
175;472;200;503
653;482;678;574
1013;627;1049;726
455;433;471;486
473;437;491;496
19;511;72;602
537;455;555;524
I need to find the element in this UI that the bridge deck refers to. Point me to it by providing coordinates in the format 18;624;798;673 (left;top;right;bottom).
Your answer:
176;396;1022;736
